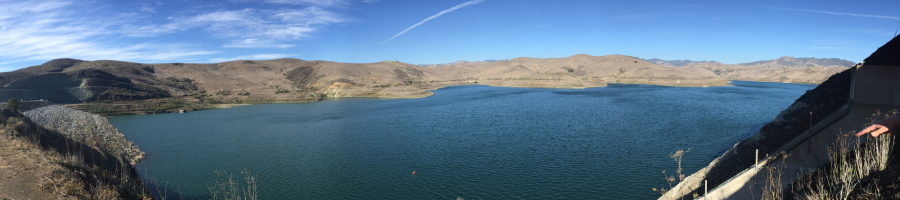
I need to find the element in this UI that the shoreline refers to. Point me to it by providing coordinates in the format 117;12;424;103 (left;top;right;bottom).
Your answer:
71;80;818;117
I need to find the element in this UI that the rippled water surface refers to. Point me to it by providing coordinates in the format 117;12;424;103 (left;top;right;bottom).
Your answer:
108;81;817;199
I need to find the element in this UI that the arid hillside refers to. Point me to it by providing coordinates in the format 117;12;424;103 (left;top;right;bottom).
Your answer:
0;54;849;107
443;54;728;88
652;56;852;84
681;62;847;84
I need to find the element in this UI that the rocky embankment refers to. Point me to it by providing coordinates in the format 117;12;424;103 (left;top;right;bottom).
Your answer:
0;105;148;199
662;36;900;199
659;67;853;200
23;105;144;165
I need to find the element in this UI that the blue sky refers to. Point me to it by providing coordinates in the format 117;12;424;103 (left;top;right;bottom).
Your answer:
0;0;898;71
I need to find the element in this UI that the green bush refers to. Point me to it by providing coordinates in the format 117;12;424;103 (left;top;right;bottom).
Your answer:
275;88;291;94
7;98;19;112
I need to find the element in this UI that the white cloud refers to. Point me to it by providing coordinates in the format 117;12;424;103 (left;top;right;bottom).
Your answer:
124;7;347;41
223;38;296;48
382;0;487;44
275;6;347;24
0;0;351;70
772;7;900;20
209;54;294;62
230;0;348;7
266;0;347;6
140;3;156;13
0;0;217;65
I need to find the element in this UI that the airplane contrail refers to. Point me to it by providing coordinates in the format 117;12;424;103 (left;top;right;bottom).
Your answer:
381;0;487;44
772;7;900;20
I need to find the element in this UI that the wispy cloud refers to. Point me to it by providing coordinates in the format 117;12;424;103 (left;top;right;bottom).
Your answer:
772;7;900;20
124;7;347;40
140;3;156;13
223;38;296;48
0;0;216;65
0;0;352;70
267;0;347;6
231;0;349;7
209;54;295;62
825;28;895;36
381;0;486;44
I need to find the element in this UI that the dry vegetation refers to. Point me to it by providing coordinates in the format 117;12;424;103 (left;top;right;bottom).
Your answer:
208;169;259;200
0;108;149;199
657;110;900;200
1;103;264;199
654;149;691;199
783;110;899;200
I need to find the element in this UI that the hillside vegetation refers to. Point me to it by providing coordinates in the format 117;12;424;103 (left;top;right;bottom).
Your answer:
0;54;849;115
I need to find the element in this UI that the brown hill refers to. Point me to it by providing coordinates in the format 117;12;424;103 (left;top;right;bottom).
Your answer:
738;56;855;67
681;61;848;84
646;56;852;84
0;54;845;108
457;54;727;88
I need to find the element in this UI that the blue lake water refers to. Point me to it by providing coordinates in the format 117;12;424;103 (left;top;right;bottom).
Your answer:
108;81;817;199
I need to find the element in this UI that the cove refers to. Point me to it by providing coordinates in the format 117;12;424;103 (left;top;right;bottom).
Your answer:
108;81;817;199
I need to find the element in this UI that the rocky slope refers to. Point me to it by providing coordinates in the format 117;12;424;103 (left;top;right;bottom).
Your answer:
664;36;899;199
24;105;144;165
0;106;148;199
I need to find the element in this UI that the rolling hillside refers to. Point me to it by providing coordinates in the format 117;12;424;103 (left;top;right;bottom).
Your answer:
0;54;850;110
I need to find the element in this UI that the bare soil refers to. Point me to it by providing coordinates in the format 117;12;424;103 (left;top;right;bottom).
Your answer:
0;133;56;200
0;108;148;199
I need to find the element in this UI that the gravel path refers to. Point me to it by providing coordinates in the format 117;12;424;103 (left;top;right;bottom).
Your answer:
23;105;144;165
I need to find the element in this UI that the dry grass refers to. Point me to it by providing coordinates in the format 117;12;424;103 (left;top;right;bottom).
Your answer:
208;169;258;200
654;149;688;200
788;133;893;200
786;110;897;200
0;113;150;199
760;152;789;200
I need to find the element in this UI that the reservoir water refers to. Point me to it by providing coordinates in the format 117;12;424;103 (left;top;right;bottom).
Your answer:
108;81;817;199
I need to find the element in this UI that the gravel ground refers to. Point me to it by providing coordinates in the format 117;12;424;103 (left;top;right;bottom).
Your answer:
23;105;144;165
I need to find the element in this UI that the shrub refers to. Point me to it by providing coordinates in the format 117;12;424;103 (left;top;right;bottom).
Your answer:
7;98;19;112
275;88;291;94
209;169;258;200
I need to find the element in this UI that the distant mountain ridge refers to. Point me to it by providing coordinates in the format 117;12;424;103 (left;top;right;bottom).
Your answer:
738;56;855;67
647;56;854;68
0;54;849;105
418;59;505;67
645;58;716;67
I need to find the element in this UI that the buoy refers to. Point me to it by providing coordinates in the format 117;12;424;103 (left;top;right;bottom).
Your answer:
412;171;416;175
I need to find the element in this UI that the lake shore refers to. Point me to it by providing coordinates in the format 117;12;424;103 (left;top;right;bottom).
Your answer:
67;79;737;116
